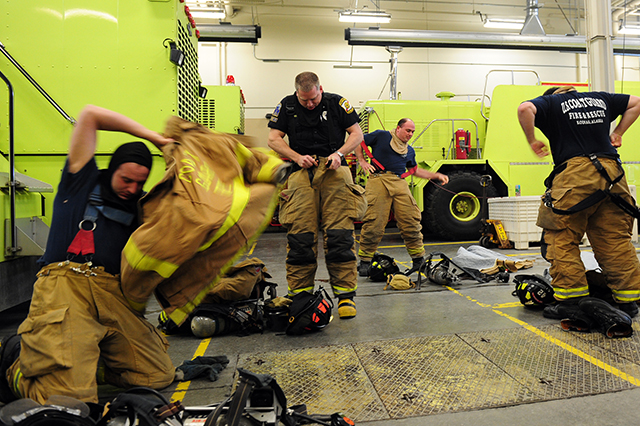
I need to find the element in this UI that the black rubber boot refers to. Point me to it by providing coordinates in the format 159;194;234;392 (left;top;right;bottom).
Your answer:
404;257;425;276
358;261;370;277
578;297;633;338
0;334;21;403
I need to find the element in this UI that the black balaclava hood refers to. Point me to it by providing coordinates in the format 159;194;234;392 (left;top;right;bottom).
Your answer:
98;141;152;214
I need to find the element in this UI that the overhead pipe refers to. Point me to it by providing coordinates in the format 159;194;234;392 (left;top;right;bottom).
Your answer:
344;28;640;54
386;46;402;100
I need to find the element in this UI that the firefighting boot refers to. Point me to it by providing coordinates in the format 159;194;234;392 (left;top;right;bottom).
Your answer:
358;261;371;277
579;297;633;338
404;257;425;276
616;301;639;318
0;334;21;403
338;298;357;319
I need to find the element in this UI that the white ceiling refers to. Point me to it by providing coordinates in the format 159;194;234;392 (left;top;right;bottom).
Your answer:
196;1;638;36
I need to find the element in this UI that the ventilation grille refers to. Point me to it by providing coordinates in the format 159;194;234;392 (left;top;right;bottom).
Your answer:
200;99;215;129
177;21;199;123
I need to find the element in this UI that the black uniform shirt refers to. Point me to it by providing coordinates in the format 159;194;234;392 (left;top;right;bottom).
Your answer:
268;92;360;158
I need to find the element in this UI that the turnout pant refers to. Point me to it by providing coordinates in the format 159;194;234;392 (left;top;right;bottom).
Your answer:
538;156;640;302
278;160;366;298
7;262;174;404
358;173;425;262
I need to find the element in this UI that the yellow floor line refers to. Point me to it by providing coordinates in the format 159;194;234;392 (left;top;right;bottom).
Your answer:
445;285;640;387
171;338;212;402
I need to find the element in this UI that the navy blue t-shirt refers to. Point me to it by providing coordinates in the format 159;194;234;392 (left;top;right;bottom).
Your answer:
528;91;629;165
363;130;417;176
38;159;139;275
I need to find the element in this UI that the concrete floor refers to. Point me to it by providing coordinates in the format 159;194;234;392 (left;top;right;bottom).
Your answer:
2;227;640;426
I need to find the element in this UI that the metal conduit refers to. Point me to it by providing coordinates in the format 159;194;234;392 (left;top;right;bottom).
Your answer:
0;70;18;255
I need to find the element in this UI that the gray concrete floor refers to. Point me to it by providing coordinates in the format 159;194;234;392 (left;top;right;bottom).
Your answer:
2;226;639;426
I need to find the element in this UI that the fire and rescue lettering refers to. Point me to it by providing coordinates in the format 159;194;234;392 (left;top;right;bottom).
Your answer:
179;150;231;195
560;96;607;126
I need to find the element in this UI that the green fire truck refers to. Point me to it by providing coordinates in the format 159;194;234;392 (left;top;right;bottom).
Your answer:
358;81;640;241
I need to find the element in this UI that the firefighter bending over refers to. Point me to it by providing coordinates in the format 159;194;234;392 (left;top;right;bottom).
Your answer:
518;85;640;318
267;71;366;319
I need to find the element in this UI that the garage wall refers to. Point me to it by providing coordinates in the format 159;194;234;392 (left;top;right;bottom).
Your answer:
197;14;640;127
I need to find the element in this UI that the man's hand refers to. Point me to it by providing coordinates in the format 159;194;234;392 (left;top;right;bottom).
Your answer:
529;140;550;157
325;152;342;170
610;132;623;148
359;159;375;174
296;154;318;169
434;173;449;184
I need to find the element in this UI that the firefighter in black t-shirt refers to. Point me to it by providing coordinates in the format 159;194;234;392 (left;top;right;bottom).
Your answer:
518;85;640;318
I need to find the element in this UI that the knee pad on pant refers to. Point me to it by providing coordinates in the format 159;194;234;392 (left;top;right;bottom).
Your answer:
326;229;355;263
286;232;316;265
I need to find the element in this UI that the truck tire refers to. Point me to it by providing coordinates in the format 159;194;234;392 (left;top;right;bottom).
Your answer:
424;171;497;241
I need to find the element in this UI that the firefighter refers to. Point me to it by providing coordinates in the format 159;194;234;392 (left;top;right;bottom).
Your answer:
518;86;640;318
0;105;176;404
355;118;448;276
267;72;365;319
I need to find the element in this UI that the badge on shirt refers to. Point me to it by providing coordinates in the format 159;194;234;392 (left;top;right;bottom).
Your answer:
270;103;281;123
339;98;354;114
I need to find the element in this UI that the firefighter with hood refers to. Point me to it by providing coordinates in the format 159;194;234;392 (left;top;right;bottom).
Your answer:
0;106;175;404
268;72;366;319
518;85;640;318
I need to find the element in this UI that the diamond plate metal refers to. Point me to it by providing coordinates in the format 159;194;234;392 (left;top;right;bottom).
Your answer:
238;345;389;422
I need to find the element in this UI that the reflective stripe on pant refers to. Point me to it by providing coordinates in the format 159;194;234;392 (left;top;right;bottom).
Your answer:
8;262;174;404
278;161;360;297
537;157;640;302
358;173;425;261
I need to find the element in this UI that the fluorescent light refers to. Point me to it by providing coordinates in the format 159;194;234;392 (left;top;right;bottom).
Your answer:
190;10;226;19
186;2;226;20
338;10;391;24
197;24;262;43
619;22;640;35
483;18;524;30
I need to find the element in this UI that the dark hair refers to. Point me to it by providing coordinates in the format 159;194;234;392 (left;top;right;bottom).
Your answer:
543;87;559;96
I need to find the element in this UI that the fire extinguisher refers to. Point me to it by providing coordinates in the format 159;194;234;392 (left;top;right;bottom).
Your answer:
455;128;470;159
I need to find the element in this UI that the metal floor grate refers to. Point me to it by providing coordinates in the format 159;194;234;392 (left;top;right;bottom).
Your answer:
237;321;640;422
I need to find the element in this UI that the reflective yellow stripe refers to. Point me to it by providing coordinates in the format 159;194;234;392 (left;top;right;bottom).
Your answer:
612;289;640;302
256;155;283;183
168;190;280;326
234;143;252;168
13;367;22;398
288;286;315;296
357;249;376;258
553;285;589;300
198;177;250;252
122;239;180;278
126;297;147;313
407;247;425;256
333;284;357;294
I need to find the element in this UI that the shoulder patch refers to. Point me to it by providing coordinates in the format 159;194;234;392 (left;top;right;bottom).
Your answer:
270;103;281;123
339;97;354;114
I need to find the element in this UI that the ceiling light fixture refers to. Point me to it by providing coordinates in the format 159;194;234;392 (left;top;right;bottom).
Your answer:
338;9;391;24
619;21;640;35
197;23;262;43
483;17;525;30
186;2;226;20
